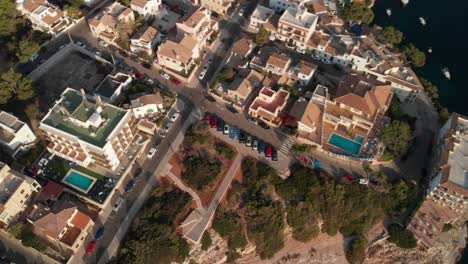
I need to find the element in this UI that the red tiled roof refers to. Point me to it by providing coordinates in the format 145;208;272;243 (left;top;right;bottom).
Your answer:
39;181;64;201
70;211;91;230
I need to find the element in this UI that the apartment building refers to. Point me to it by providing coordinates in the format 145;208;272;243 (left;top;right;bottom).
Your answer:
39;88;138;171
130;25;161;56
29;203;93;253
428;113;468;213
249;5;274;32
19;0;73;35
0;163;40;227
88;2;135;46
0;111;37;157
130;0;161;19
130;93;164;119
94;72;133;103
157;8;218;75
200;0;234;15
266;5;318;51
249;87;290;127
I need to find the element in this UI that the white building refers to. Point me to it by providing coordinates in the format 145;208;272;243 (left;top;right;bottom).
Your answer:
19;0;73;35
269;0;303;12
39;88;138;171
130;25;161;56
249;5;274;32
130;0;161;19
0;163;40;227
130;93;164;119
287;60;317;85
0;111;37;157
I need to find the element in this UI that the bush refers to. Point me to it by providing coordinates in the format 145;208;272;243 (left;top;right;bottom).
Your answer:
343;2;374;24
402;43;426;67
255;26;269;46
212;209;247;252
378;26;403;46
201;231;212;251
382;120;412;158
346;236;367;264
442;223;453;232
215;141;235;160
387;225;417;249
182;155;221;190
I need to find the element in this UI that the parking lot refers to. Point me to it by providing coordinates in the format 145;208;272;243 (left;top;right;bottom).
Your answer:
34;50;113;109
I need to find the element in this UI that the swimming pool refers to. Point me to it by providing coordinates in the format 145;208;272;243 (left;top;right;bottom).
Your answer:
62;170;96;193
355;135;365;144
328;133;362;155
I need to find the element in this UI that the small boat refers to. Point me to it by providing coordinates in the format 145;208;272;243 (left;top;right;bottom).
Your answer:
427;47;433;53
401;0;409;6
386;9;392;16
419;17;427;26
441;67;451;80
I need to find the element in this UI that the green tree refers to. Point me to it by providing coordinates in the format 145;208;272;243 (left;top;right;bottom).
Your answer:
402;44;426;67
439;107;450;123
378;26;403;46
320;180;346;235
0;69;36;102
0;81;14;104
7;222;24;239
201;232;212;251
388;225;417;249
343;2;375;24
255;26;269;46
64;5;82;19
0;0;24;38
16;38;40;62
346;236;367;264
420;78;439;100
382;120;412;158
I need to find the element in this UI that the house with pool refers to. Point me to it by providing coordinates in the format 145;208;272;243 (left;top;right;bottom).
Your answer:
38;88;139;172
291;74;393;159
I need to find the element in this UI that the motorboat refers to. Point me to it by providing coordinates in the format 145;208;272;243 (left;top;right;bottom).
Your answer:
441;67;451;80
419;17;427;26
386;9;392;16
427;47;433;53
401;0;409;6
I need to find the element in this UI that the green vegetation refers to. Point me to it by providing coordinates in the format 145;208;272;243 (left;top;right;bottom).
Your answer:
184;121;211;145
286;201;320;242
212;209;248;258
215;141;236;160
182;155;221;190
346;236;368;264
7;222;46;251
382;120;412;158
343;2;375;24
0;69;36;104
118;188;191;263
387;225;417;249
291;143;316;153
402;43;426;67
201;232;212;251
442;223;453;232
255;26;269;46
419;78;451;123
378;26;403;46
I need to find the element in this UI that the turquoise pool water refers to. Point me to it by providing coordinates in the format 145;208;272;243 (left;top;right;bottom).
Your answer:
328;134;362;155
355;135;365;144
63;171;94;192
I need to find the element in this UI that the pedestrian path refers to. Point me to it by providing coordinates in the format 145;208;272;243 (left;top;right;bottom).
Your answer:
164;165;205;211
279;137;295;155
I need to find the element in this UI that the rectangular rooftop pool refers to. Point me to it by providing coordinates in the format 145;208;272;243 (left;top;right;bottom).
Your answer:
328;133;362;156
62;169;96;193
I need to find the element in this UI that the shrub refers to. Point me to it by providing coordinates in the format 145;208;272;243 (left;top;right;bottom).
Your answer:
201;231;212;251
346;236;367;264
388;225;417;249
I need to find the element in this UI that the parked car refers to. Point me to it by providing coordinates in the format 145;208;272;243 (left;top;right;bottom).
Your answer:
124;180;135;192
59;44;66;50
252;139;258;150
234;127;240;139
160;71;171;79
170;78;181;85
247;117;257;124
226;105;238;114
271;149;278;161
85;241;96;255
224;124;229;134
205;113;211;123
359;179;369;185
133;70;143;79
265;146;272;157
199;68;208;80
76;41;86;48
95;227;105;241
206;95;216;102
239;8;245;16
113;197;124;212
141;62;151;69
144;77;154;85
239;131;246;143
246;136;252;147
258;142;266;154
216;119;224;131
257;120;270;130
210;116;217;128
147;147;157;158
30;53;39;62
229;126;236;138
94;51;102;57
170;112;180;122
164;122;173;133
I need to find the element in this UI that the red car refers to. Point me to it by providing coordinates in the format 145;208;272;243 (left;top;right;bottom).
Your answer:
210;117;217;128
265;146;272;157
345;174;354;181
205;113;211;123
170;78;181;85
133;70;143;79
85;241;96;255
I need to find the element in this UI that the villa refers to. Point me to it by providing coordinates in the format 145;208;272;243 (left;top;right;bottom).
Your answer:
0;111;37;157
18;0;73;36
0;163;41;227
130;25;161;56
249;5;274;32
249;86;290;128
38;88;138;171
130;0;161;19
88;2;135;46
130;93;164;119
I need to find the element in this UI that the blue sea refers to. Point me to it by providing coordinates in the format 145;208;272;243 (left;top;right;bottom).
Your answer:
372;0;468;115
